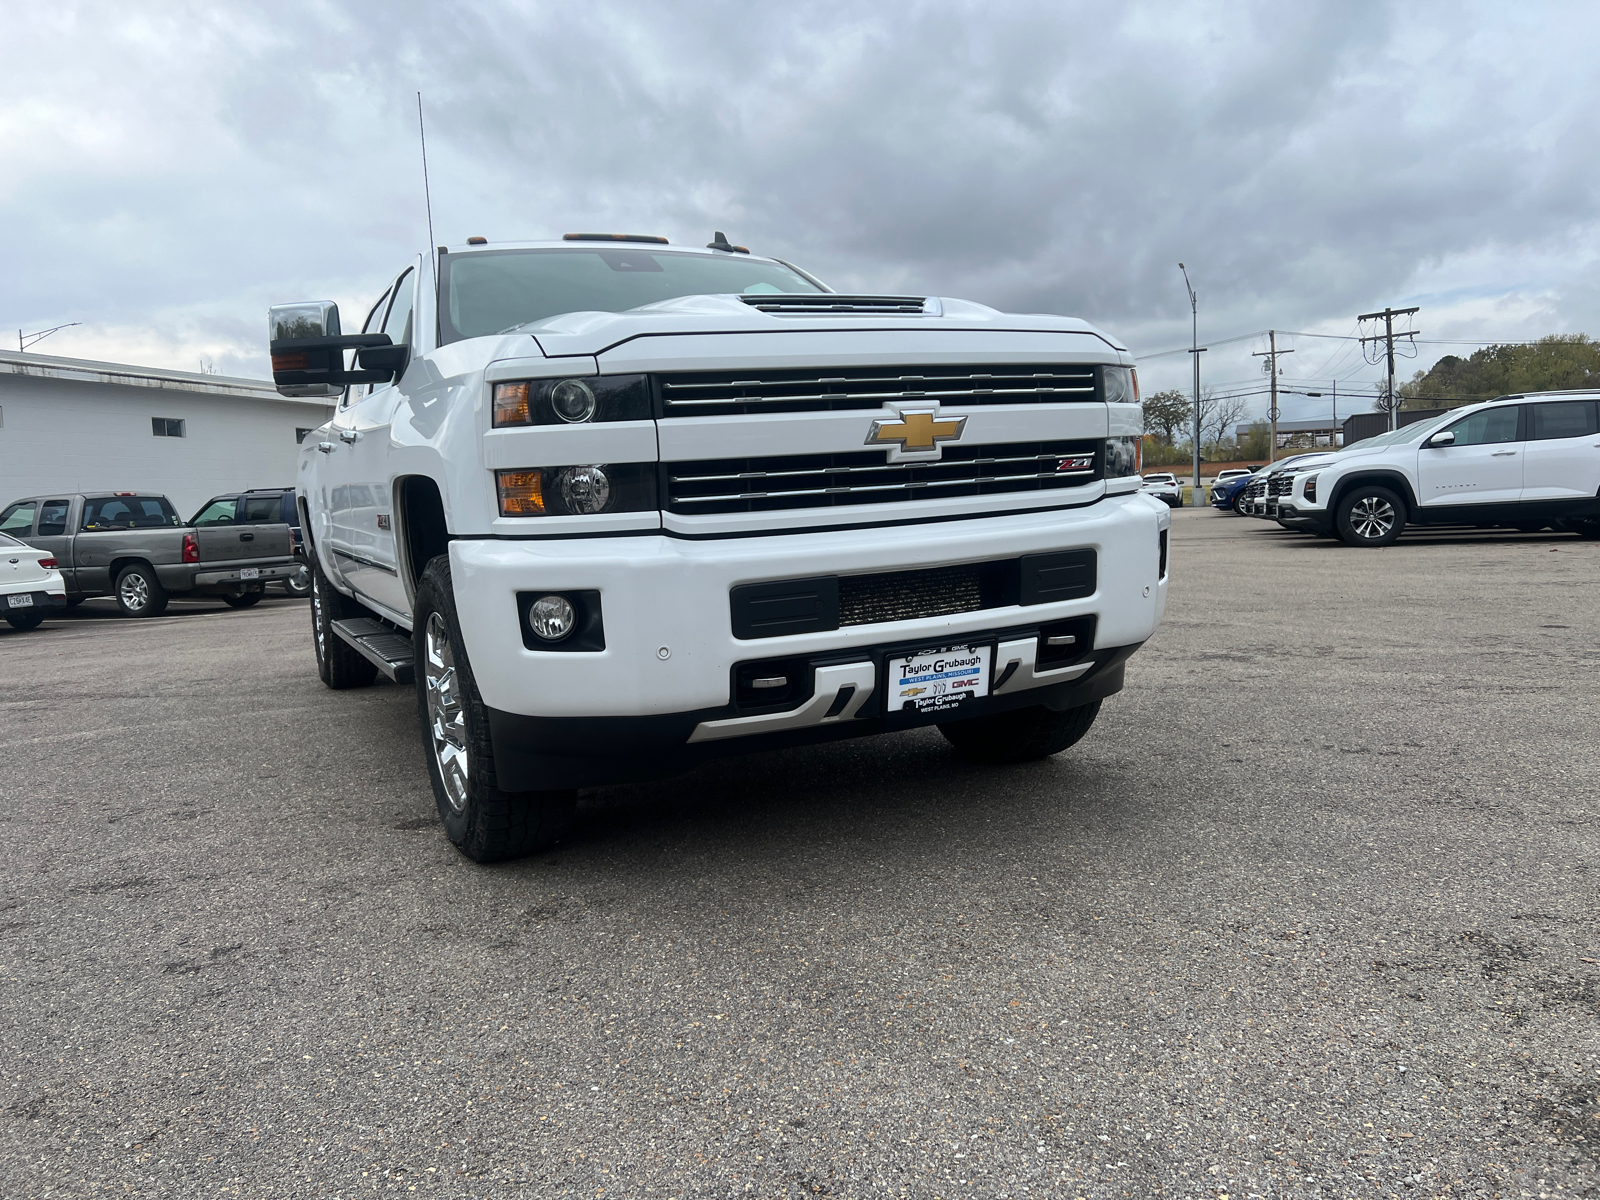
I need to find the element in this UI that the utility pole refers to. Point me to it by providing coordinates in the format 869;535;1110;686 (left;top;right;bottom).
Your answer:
1179;264;1205;502
1252;331;1293;464
1358;306;1420;431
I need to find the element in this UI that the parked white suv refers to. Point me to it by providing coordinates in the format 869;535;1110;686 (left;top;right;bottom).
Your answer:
272;234;1170;861
1140;472;1182;507
1275;392;1600;546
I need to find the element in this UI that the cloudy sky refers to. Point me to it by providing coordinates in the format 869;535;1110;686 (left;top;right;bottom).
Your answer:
5;0;1599;426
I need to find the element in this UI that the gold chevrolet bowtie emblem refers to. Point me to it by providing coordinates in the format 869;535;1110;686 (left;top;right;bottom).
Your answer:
866;406;967;459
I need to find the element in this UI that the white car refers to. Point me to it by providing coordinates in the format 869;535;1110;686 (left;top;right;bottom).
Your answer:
1275;392;1600;546
272;233;1170;862
1140;472;1182;507
0;531;66;631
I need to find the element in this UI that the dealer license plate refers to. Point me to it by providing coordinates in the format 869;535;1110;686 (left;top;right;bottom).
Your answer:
887;643;992;714
8;593;34;608
239;568;260;580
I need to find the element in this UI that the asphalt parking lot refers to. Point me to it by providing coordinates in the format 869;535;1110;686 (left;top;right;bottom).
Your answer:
3;512;1598;1199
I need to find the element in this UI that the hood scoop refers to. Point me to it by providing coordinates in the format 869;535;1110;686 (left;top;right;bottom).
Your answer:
739;294;934;316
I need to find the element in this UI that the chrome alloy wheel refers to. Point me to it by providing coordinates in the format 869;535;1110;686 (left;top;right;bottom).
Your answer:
119;571;150;611
1349;495;1396;540
310;570;326;662
423;612;469;813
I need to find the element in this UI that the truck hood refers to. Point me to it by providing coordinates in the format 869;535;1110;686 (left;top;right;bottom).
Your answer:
510;294;1127;360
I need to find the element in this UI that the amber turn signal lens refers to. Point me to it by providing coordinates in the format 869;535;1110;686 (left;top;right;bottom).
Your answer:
496;470;545;516
492;381;531;427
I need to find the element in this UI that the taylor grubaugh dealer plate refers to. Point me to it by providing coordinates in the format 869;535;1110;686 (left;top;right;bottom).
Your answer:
887;643;992;715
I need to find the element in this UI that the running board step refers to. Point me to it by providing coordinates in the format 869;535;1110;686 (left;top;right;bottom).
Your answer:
330;617;415;683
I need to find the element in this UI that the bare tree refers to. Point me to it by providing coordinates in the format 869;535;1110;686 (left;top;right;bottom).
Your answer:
1198;390;1250;449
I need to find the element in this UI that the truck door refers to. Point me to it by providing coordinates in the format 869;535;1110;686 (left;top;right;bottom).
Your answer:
1520;400;1600;503
31;499;74;589
328;264;415;618
1415;405;1523;509
234;493;294;561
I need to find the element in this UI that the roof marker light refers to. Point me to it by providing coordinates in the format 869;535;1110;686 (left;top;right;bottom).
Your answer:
562;233;669;244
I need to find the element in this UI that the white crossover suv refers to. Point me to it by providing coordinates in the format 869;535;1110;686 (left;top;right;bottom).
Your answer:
1275;392;1600;546
271;234;1170;861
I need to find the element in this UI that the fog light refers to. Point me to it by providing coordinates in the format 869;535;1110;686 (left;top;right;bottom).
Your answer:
527;594;576;641
558;465;611;514
551;379;597;423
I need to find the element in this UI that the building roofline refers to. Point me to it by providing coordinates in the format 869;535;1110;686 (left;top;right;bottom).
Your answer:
0;348;329;406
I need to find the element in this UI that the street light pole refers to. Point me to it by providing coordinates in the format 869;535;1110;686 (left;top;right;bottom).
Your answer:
1179;264;1205;503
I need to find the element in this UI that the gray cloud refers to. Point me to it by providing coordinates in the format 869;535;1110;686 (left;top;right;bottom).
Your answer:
5;0;1599;419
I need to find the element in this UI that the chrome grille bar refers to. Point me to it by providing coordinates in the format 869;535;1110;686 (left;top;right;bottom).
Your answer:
655;364;1104;417
665;438;1103;515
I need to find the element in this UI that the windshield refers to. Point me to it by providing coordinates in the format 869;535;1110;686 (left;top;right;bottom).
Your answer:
81;495;180;531
1349;412;1456;450
439;247;826;342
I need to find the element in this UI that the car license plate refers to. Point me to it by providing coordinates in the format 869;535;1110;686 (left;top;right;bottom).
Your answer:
887;643;992;714
239;568;260;580
8;593;34;608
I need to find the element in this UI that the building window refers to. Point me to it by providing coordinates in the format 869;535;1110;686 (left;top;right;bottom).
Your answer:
295;427;314;443
152;417;186;438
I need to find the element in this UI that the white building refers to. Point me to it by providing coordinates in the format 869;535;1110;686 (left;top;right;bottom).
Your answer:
0;349;334;519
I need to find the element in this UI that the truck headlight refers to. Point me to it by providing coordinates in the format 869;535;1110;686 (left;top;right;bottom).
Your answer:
557;465;611;514
492;374;649;427
550;379;597;423
1103;437;1141;478
495;464;657;517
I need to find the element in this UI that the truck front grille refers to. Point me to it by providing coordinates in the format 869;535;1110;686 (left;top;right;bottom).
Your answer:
839;565;982;626
658;364;1100;417
666;439;1102;515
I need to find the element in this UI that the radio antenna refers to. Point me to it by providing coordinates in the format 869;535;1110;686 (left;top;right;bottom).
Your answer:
417;92;439;306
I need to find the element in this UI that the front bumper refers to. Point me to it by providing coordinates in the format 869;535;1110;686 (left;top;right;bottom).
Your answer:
451;494;1168;778
486;641;1139;790
1274;502;1333;534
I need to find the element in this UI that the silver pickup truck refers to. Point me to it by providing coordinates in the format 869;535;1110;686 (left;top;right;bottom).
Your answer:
0;492;297;617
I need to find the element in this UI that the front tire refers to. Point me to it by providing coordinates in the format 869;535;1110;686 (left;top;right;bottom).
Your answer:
223;590;263;609
114;563;169;618
939;700;1102;764
282;563;311;597
413;557;576;863
309;555;378;689
1335;485;1405;547
5;610;46;631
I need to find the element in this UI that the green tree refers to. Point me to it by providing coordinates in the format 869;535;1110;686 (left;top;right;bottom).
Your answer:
1239;421;1270;460
1141;388;1192;443
1399;334;1600;409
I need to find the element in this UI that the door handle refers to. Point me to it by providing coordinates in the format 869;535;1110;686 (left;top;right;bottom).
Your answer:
317;441;335;454
339;429;361;443
240;532;254;541
1491;450;1516;456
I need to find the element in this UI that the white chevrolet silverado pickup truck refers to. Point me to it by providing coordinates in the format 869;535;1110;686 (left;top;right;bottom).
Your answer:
271;234;1169;862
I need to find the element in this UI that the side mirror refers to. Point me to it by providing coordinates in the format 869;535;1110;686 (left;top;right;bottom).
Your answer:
269;301;396;398
1426;430;1456;447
